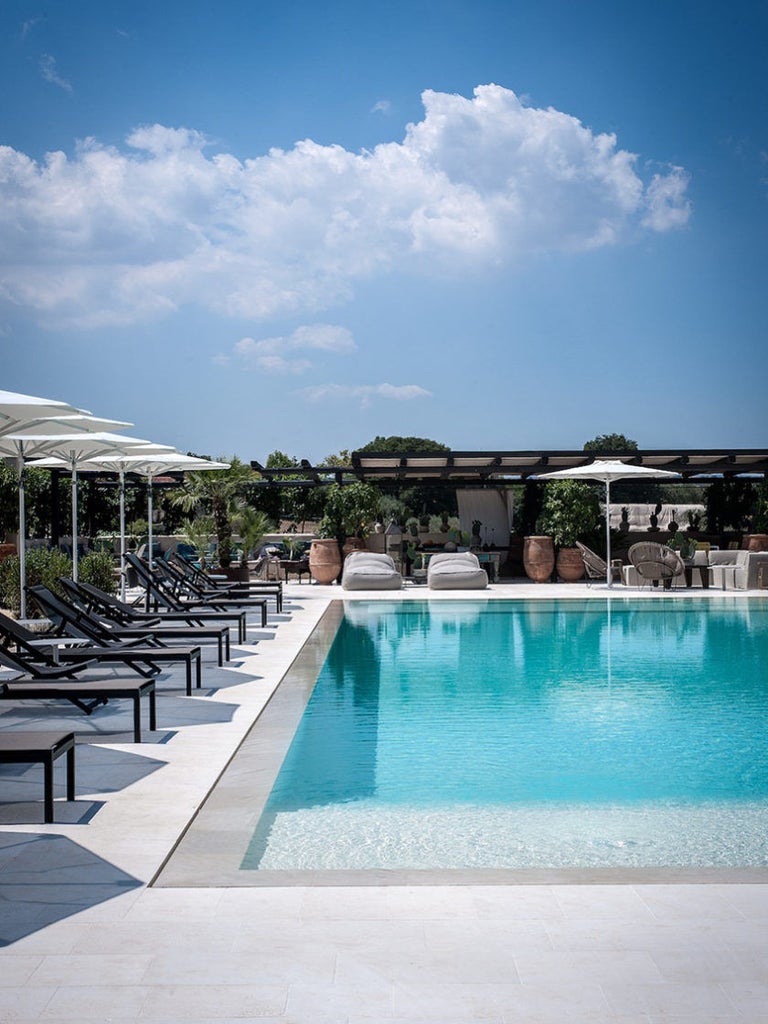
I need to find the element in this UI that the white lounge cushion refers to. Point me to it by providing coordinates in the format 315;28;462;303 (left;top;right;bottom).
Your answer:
341;551;402;590
427;552;488;590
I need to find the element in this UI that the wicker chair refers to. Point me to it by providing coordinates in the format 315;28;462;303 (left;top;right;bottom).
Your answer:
575;542;621;586
628;542;685;589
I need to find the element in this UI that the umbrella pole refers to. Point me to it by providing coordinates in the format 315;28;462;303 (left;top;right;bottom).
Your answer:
145;476;153;612
118;469;126;602
17;453;27;620
71;467;79;582
605;479;612;589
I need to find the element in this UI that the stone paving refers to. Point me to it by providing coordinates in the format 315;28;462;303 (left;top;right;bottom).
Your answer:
1;581;767;1023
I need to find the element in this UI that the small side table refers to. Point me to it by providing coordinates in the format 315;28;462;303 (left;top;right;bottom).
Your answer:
279;559;311;583
0;731;76;823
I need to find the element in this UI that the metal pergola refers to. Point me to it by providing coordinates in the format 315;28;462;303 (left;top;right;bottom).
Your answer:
251;449;768;488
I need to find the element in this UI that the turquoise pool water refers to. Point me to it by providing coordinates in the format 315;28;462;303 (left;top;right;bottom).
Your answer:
244;598;768;870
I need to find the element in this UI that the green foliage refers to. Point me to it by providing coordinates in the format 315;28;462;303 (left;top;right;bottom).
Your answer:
516;480;545;537
319;483;381;542
752;481;768;533
79;551;117;595
170;456;256;567
705;479;757;533
181;516;215;562
356;435;450;454
538;481;600;547
0;548;73;615
583;433;638;452
667;532;698;559
126;519;148;549
234;507;273;557
0;463;59;539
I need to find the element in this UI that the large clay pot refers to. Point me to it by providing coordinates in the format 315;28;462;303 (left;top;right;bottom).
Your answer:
342;536;367;559
743;534;768;552
0;543;16;562
523;536;555;583
556;546;584;582
309;539;341;584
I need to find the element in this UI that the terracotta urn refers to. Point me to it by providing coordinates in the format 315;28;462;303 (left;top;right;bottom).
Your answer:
743;534;768;552
309;539;342;584
556;546;584;582
342;536;367;558
523;536;555;583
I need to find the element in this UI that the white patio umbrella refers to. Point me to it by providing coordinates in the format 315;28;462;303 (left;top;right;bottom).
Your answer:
537;459;680;588
0;414;134;617
25;433;170;583
99;453;230;609
0;389;88;437
40;444;178;600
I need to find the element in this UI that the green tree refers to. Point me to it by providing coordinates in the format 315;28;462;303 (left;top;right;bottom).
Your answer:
583;433;638;452
357;435;450;454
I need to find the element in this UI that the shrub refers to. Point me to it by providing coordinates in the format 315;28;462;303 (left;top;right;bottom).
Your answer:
538;481;600;548
0;547;73;615
79;550;117;595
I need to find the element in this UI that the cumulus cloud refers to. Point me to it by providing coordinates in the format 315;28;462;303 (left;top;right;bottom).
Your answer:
39;54;72;92
296;383;432;406
230;323;355;373
0;84;691;328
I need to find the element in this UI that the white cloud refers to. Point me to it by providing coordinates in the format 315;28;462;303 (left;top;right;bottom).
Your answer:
296;383;432;406
0;85;691;328
641;167;691;231
39;54;72;93
231;323;355;373
371;99;392;115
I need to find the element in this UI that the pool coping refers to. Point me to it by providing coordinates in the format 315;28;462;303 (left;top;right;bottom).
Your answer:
154;594;768;887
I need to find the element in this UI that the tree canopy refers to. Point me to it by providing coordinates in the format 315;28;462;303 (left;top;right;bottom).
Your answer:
357;436;450;454
583;433;638;452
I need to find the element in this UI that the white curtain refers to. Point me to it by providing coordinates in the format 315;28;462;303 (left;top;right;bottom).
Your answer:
456;489;510;563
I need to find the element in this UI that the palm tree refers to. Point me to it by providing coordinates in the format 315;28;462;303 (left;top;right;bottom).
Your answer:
170;456;256;568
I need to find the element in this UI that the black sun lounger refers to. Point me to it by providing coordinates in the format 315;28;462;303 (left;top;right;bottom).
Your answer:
150;558;269;626
60;579;231;665
124;554;251;642
24;590;203;696
166;551;283;612
1;679;157;743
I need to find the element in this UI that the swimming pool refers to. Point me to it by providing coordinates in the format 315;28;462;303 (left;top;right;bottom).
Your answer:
241;598;768;873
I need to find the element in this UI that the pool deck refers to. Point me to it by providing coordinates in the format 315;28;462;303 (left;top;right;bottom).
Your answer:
1;581;767;1023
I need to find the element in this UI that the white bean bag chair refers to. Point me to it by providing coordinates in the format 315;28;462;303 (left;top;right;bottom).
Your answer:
341;551;403;591
427;551;488;590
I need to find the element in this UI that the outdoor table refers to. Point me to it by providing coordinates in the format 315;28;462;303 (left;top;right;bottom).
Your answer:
0;731;76;822
279;559;311;583
682;558;709;588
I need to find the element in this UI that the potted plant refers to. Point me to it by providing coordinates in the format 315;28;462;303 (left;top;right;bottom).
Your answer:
648;502;662;532
538;481;600;582
314;482;380;582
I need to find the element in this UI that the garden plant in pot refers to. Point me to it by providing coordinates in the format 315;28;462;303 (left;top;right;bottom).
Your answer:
312;482;381;583
538;480;601;582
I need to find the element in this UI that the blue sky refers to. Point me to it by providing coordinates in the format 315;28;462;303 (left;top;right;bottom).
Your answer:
1;0;766;463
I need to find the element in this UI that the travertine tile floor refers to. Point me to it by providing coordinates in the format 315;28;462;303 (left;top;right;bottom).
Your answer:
1;582;767;1023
